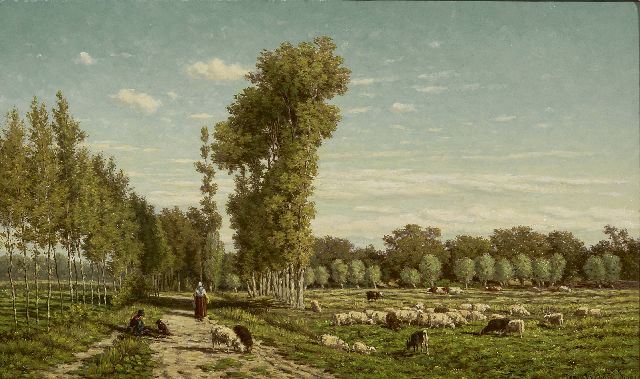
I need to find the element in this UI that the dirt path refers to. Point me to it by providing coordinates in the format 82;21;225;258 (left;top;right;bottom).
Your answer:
40;330;120;379
149;307;335;379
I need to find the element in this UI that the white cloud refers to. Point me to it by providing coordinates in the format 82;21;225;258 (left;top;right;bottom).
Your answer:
189;113;214;120
491;115;517;122
414;85;448;94
187;58;248;81
166;91;178;100
461;83;481;91
170;158;196;164
84;141;137;152
428;128;442;132
390;124;408;131
143;147;159;153
346;106;372;115
109;52;132;58
535;123;551;129
461;150;594;161
390;103;416;113
74;51;95;65
429;41;442;48
418;70;457;80
110;89;161;113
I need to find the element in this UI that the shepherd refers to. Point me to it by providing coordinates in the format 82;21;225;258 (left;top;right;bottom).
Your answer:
193;281;208;321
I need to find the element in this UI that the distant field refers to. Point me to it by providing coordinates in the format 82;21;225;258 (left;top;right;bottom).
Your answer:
210;287;640;379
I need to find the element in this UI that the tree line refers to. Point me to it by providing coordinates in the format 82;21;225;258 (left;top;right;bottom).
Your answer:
304;224;638;289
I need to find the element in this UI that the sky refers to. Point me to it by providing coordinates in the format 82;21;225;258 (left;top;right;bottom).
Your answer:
0;1;638;250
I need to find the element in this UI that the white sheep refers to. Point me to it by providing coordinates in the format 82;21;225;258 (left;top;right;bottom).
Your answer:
448;287;463;295
506;319;525;337
575;307;601;317
320;334;350;351
211;325;244;352
414;302;425;311
333;313;351;326
459;303;473;311
352;341;376;354
558;285;572;292
509;305;531;317
472;303;491;312
457;310;471;319
428;313;456;329
369;311;388;325
544;313;564;326
588;308;601;316
396;309;420;325
445;311;468;326
310;300;322;313
348;311;373;325
489;313;506;320
469;311;488;322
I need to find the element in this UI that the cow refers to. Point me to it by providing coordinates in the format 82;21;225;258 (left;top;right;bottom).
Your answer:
366;290;383;301
406;329;429;354
480;318;511;335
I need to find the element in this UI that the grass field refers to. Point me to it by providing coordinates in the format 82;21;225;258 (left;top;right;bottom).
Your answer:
210;287;640;379
0;282;164;379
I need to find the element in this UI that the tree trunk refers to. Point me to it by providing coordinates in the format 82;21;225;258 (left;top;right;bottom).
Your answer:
296;266;305;309
90;262;94;305
72;251;79;302
75;243;86;304
34;248;39;324
53;250;62;314
251;272;257;298
46;243;52;331
5;226;18;326
66;243;73;303
22;233;30;325
101;260;107;306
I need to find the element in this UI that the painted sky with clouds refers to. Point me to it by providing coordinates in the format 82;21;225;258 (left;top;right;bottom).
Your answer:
1;1;638;249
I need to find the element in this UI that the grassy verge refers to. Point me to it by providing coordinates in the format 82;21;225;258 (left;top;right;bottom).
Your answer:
71;334;155;378
209;288;640;379
0;286;165;379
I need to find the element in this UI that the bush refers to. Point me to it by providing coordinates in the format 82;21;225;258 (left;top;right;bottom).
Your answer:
113;271;153;307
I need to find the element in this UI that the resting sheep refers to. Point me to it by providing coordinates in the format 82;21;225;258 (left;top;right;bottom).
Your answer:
369;310;388;325
320;334;350;351
575;307;601;317
469;311;488;322
447;287;463;295
473;303;491;312
543;313;564;326
333;313;351;326
406;329;429;354
506;319;525;337
310;300;322;313
352;341;377;354
459;304;473;311
428;313;456;329
211;325;244;352
509;305;531;317
446;311;468;326
489;313;506;320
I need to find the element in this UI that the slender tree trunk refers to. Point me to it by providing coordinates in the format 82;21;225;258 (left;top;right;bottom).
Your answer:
72;250;79;302
22;232;30;325
296;266;305;309
76;242;86;304
46;243;52;331
251;272;257;298
66;242;74;303
5;226;18;326
90;262;94;305
101;260;107;306
53;250;62;314
34;248;39;324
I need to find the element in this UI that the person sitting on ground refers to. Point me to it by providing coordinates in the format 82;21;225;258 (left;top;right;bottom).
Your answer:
129;309;145;335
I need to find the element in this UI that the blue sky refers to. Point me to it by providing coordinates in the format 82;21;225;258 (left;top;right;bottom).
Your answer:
1;1;638;249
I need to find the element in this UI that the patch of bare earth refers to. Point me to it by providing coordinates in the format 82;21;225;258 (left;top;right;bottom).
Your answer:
149;307;334;379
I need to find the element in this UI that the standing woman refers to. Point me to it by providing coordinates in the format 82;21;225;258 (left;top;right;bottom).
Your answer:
193;281;208;321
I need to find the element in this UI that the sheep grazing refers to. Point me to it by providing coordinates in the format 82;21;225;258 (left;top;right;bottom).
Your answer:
543;313;564;326
459;303;473;311
369;311;388;325
366;290;383;301
233;325;253;353
320;334;350;351
506;319;525;338
352;341;377;354
428;313;455;329
423;308;435;314
447;287;463;295
445;311;468;326
489;313;506;320
434;305;451;313
386;312;401;331
457;310;471;319
469;311;488;322
480;318;511;335
348;311;373;325
211;325;244;352
558;286;572;292
310;300;322;313
406;329;429;354
575;307;601;317
485;286;502;292
588;308;601;316
472;303;491;312
333;313;351;326
395;309;419;325
414;302;425;311
509;305;531;317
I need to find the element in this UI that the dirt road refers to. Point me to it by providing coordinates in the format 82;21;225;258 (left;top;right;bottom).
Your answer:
149;307;335;379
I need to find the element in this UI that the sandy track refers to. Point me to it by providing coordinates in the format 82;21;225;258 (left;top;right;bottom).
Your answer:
149;307;335;378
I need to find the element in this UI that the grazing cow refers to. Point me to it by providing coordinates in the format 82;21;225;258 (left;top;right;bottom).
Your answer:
366;291;383;301
480;318;511;335
486;286;502;292
155;319;172;336
386;312;401;331
233;325;253;353
406;329;429;354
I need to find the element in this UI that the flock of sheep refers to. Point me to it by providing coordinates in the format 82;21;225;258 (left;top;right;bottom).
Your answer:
315;290;602;355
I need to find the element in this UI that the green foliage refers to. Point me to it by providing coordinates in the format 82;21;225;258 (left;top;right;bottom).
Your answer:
532;258;551;286
74;335;154;378
591;225;639;280
547;230;586;280
494;258;514;285
549;253;566;285
313;266;329;288
399;267;420;288
383;224;447;280
512;254;532;284
602;253;621;283
491;226;550;259
583;255;606;284
330;259;348;288
418;254;441;287
453;258;475;288
304;268;315;288
474;254;495;286
347;259;365;287
365;264;381;288
224;273;241;292
113;271;153;307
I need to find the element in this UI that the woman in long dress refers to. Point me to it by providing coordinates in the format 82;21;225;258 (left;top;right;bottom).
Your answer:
193;281;208;321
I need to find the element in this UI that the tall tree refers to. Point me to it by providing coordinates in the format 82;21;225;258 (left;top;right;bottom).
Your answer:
314;265;329;289
591;225;639;280
330;259;348;289
0;108;28;326
583;255;606;285
548;253;566;286
474;254;495;287
445;235;492;279
383;224;447;280
365;264;381;289
454;258;475;288
419;254;442;288
51;91;86;303
491;226;550;259
512;253;532;285
546;230;586;280
347;259;365;288
494;258;514;286
213;37;350;308
400;267;421;288
602;253;621;284
531;257;551;286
